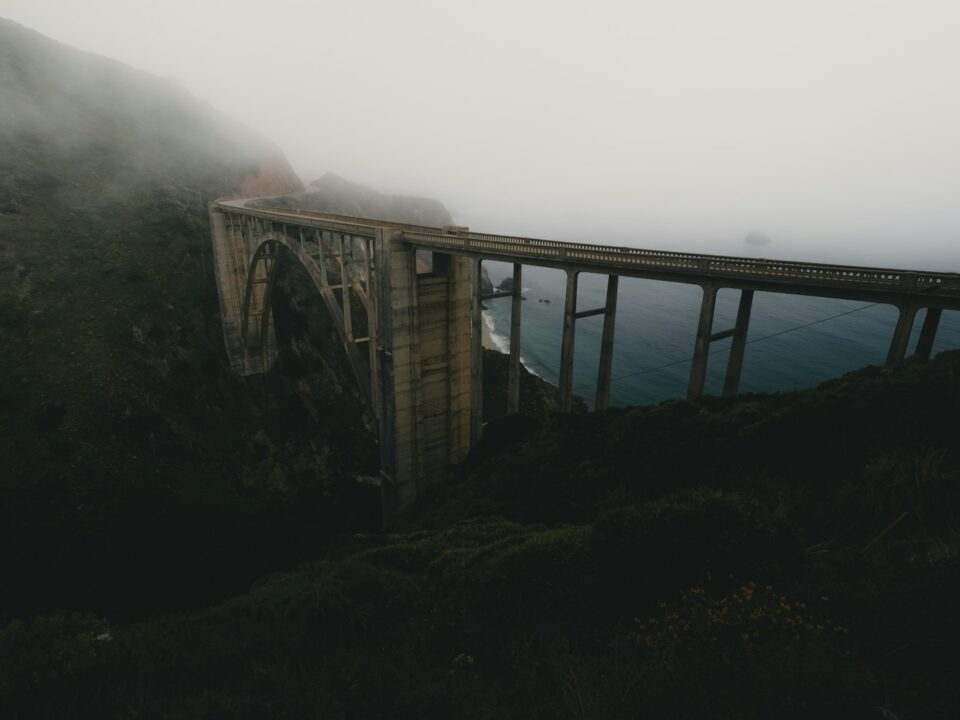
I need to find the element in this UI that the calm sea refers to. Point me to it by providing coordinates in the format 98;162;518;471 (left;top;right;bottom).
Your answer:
479;254;960;408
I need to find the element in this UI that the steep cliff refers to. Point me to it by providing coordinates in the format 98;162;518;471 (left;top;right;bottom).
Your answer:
0;19;371;617
256;172;452;226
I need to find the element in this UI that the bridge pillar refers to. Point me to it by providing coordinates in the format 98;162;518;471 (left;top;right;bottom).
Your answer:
688;284;718;400
913;307;942;361
507;263;523;415
722;289;754;398
558;270;580;412
377;231;473;520
375;228;420;517
886;304;919;367
470;258;484;444
595;275;619;411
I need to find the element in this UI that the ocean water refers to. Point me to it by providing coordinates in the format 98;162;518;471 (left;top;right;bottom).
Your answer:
480;261;960;408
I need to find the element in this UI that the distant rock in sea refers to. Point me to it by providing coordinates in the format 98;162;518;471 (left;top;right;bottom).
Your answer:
744;232;772;247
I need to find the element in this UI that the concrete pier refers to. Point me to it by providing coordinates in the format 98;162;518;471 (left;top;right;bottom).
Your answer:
886;305;919;367
914;308;943;360
595;275;619;411
688;285;718;400
722;289;754;398
507;263;523;415
558;270;579;412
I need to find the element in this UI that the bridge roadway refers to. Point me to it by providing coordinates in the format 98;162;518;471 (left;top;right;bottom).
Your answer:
210;198;959;517
219;201;960;306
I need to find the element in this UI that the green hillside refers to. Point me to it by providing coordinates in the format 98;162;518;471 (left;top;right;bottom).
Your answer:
0;18;377;617
4;353;959;718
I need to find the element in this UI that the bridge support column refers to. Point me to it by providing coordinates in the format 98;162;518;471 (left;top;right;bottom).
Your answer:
558;269;579;412
886;304;919;367
374;230;473;522
722;289;754;398
375;229;421;518
470;258;484;445
507;263;523;415
913;308;942;361
337;235;354;342
688;284;718;400
365;237;381;422
595;275;619;411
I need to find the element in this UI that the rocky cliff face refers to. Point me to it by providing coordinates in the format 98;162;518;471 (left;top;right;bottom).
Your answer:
255;172;451;226
236;151;304;199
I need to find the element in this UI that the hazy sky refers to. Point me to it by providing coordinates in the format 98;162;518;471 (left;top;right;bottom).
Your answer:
2;0;958;264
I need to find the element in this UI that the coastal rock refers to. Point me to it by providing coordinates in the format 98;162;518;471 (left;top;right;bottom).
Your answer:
482;348;588;420
480;266;494;295
744;232;772;247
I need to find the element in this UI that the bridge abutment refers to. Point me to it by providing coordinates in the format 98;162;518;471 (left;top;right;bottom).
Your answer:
377;231;473;519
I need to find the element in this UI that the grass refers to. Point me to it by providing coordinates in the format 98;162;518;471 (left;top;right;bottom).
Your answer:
3;353;960;718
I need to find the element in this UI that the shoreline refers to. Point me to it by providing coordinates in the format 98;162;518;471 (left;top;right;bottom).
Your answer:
481;310;547;382
481;311;498;351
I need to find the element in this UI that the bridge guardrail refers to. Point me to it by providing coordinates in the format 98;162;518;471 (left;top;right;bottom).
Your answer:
215;202;960;300
401;230;960;297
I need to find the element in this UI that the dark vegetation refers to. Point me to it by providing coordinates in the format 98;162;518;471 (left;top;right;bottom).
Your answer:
4;353;960;718
2;17;959;720
0;17;375;621
482;347;587;420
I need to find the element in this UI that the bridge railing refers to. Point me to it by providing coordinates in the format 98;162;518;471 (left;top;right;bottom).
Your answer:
402;230;960;296
216;201;960;298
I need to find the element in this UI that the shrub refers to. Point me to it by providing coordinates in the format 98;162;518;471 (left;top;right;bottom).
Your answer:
593;488;802;607
0;612;115;718
618;584;870;718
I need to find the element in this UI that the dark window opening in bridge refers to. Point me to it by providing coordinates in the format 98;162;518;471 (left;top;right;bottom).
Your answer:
414;250;454;277
431;252;452;276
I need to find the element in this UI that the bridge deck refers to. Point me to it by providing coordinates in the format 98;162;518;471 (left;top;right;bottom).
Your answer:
214;199;960;310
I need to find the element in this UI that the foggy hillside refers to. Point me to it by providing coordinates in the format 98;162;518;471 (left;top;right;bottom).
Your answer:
0;17;520;620
0;17;302;213
0;18;375;617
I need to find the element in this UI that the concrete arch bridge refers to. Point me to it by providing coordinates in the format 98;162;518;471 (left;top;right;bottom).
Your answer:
209;199;960;516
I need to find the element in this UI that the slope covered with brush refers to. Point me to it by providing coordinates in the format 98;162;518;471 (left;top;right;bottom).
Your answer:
5;353;959;719
0;19;378;618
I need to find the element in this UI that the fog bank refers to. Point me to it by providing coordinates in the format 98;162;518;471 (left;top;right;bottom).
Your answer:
1;0;958;266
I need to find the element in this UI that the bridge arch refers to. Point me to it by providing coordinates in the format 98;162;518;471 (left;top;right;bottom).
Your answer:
240;229;376;410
